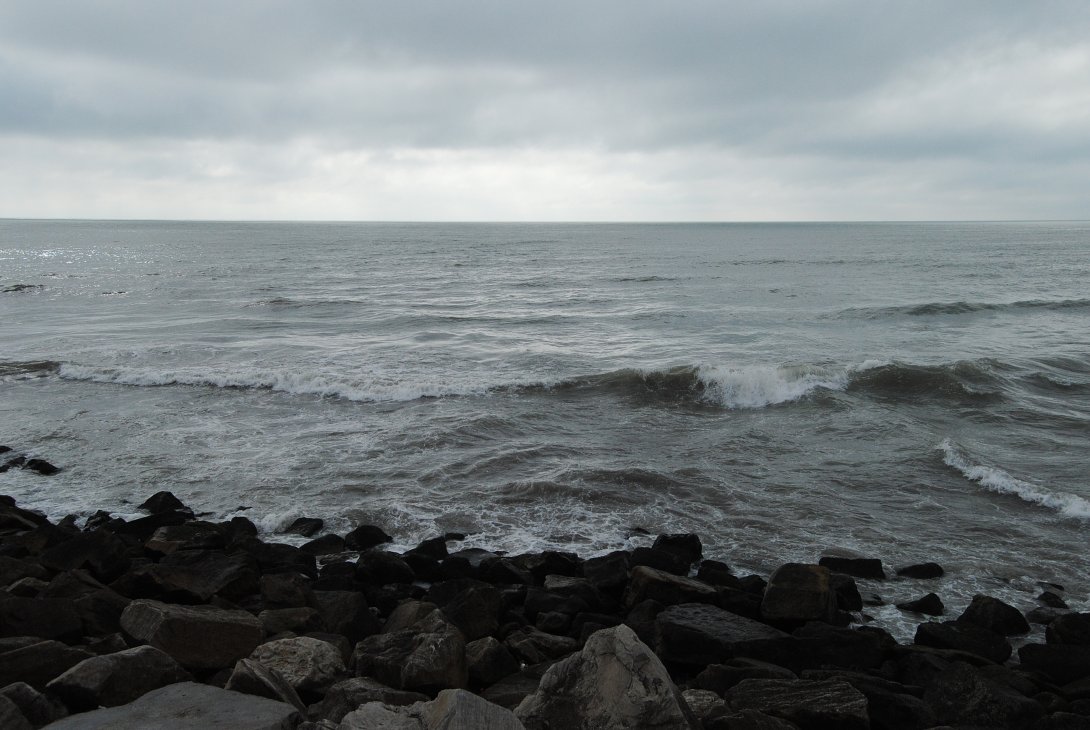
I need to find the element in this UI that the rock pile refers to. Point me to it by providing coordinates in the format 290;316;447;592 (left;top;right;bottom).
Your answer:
1;491;1088;729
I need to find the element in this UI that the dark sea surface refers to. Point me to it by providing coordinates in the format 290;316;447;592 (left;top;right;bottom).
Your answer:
2;220;1088;637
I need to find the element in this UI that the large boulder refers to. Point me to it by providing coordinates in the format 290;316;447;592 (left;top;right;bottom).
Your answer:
120;599;264;670
1019;643;1090;685
0;696;31;730
39;681;301;729
623;566;718;609
248;636;345;695
725;678;870;730
515;624;697;729
224;658;307;714
45;645;191;711
150;549;261;602
353;611;468;692
312;590;380;642
896;593;944;616
39;530;131;583
466;636;521;688
760;564;837;626
439;582;503;641
923;660;1044;728
340;688;525;730
654;602;792;667
0;596;84;642
957;594;1030;636
914;620;1011;664
0;640;93;690
0;681;68;727
311;677;427;724
1047;612;1090;646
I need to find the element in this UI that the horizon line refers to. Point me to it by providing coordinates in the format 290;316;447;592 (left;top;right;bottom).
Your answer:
2;217;1087;225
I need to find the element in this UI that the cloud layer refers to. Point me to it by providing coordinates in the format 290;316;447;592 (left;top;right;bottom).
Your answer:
2;1;1088;220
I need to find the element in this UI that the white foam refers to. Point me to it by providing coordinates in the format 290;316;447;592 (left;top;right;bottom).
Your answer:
939;439;1090;519
696;363;854;409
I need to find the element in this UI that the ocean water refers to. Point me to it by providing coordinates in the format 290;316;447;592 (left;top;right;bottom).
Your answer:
2;220;1089;638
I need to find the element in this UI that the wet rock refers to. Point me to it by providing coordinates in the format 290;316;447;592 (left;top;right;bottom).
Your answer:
0;681;69;727
924;660;1044;728
582;550;631;596
113;510;195;539
515;624;696;729
23;458;60;476
632;546;691;576
311;677;427;724
760;564;838;627
697;559;738;587
818;556;885;580
356;550;415;586
1048;613;1090;646
344;524;392;551
466;636;520;688
40;680;301;729
300;534;345;556
914;619;1012;663
895;562;944;579
285;517;323;538
39;530;131;583
248;636;344;696
1041;590;1070;609
725;678;869;730
224;657;306;713
439;582;503;641
653;533;704;566
144;522;228;555
0;696;31;730
828;572;863;612
312;590;379;642
958;594;1031;635
1020;643;1090;685
896;592;944;616
260;572;315;609
138;491;190;514
524;585;589;620
479;557;534;586
152;549;261;603
481;660;562;710
0;640;94;690
353;611;468;692
503;627;578;665
0;596;84;642
235;536;317;578
692;658;797;695
792;622;886;670
120;599;264;670
655;602;791;668
624;565;718;609
45;645;191;712
259;607;325;635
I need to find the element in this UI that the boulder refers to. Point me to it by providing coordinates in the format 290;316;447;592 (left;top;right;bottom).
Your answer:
0;681;69;727
466;636;521;688
0;596;84;642
234;537;317;578
1040;590;1069;609
45;645;191;711
1019;643;1090;685
705;708;799;729
725;678;869;730
895;562;944;579
652;533;703;566
285;517;323;538
113;510;194;539
923;660;1044;728
0;556;48;586
344;524;392;551
120;599;264;670
692;658;797;695
224;658;307;714
582;550;631;596
504;627;578;665
0;640;93;690
356;550;415;586
624;565;718;609
828;572;863;612
481;660;561;710
818;556;885;580
23;458;60;476
39;681;301;729
914;620;1011;664
515;624;696;729
340;688;526;730
311;677;427;724
260;572;316;609
654;602;791;667
760;564;837;627
896;592;944;616
353;611;468;692
681;689;726;723
0;696;31;730
138;491;191;514
300;534;346;556
312;591;380;642
958;594;1030;635
259;607;325;635
1048;613;1090;646
439;582;503;641
632;546;691;576
384;600;438;633
151;549;261;602
248;636;345;695
144;522;227;555
792;622;886;671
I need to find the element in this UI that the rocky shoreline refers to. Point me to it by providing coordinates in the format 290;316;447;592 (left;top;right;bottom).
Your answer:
2;481;1090;729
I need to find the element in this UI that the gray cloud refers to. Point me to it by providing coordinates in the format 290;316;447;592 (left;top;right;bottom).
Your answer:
1;1;1088;219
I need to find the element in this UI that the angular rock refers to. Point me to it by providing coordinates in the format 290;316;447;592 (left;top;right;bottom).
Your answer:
234;536;317;578
0;640;94;690
895;562;944;579
46;645;191;711
152;549;261;603
440;582;503;641
0;696;31;730
705;708;798;729
300;534;346;556
144;522;227;555
1048;613;1090;646
693;658;797;695
383;600;437;633
356;550;415;586
0;596;84;642
481;660;560;711
828;572;863;612
249;636;345;695
40;681;300;729
818;556;885;580
515;624;696;729
113;510;195;539
138;491;190;514
582;550;630;596
504;627;578;665
479;557;533;586
260;572;315;609
1019;643;1090;685
792;622;886;671
914;620;1011;664
654;602;791;667
725;678;869;730
761;564;837;627
353;612;468;692
924;660;1044;728
23;458;60;476
681;688;726;723
958;594;1031;635
225;658;307;714
259;607;325;635
285;517;323;538
311;677;427;724
632;546;691;576
0;556;48;587
653;533;704;566
312;590;379;642
120;599;264;670
344;524;392;551
624;565;718;609
896;592;944;616
467;636;521;688
0;681;69;727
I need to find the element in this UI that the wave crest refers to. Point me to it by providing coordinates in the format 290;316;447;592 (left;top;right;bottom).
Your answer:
841;298;1090;319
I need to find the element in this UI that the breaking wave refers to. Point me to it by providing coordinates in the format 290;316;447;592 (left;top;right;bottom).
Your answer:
839;298;1090;319
939;439;1090;519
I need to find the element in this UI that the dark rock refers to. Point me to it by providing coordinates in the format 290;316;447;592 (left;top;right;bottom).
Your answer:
353;611;468;692
120;599;264;670
514;624;697;729
692;658;797;695
515;550;582;584
355;549;415;586
624;598;664;647
74;586;131;637
654;602;791;668
300;534;345;556
383;599;437;633
248;636;345;696
0;696;30;730
439;555;475;580
1020;643;1090;685
481;659;560;710
84;633;129;655
624;565;718;609
39;530;131;583
915;619;1012;663
0;596;84;642
818;556;886;580
801;669;933;729
402;551;444;582
23;459;60;476
39;681;301;729
234;536;317;578
343;524;392;551
144;522;227;555
793;622;887;670
725;678;869;730
284;517;323;538
582;550;630;595
314;561;357;591
153;549;261;603
0;555;48;587
408;536;449;559
113;510;194;539
0;640;94;690
0;681;68;727
705;708;799;729
341;687;524;730
924;660;1044;728
311;677;427;724
312;590;379;642
717;587;764;620
223;515;259;539
466;636;521;688
1048;613;1090;646
1041;591;1070;609
535;610;571;635
895;562;944;579
224;657;306;714
828;572;863;612
45;645;191;712
504;627;578;665
479;557;534;585
958;594;1031;635
632;546;691;576
653;533;704;566
260;572;315;609
259;607;325;635
760;564;838;627
523;586;589;620
138;491;190;514
441;582;503;641
1036;713;1090;730
897;592;944;616
698;559;739;587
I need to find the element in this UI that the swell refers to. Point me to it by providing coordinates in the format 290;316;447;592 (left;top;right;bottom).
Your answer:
837;297;1090;319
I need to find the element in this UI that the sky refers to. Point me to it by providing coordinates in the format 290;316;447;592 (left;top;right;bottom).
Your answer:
1;1;1089;221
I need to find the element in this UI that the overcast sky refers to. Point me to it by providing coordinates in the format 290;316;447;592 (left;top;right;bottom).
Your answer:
1;1;1088;221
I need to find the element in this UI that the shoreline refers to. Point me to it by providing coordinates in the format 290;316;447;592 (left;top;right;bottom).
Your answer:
2;489;1090;728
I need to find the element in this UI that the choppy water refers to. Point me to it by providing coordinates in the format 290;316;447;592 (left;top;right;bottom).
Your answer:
3;220;1089;638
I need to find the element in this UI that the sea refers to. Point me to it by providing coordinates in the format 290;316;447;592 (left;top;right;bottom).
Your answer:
2;219;1088;640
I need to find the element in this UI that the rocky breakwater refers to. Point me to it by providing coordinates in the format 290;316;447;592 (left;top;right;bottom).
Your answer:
1;489;1089;729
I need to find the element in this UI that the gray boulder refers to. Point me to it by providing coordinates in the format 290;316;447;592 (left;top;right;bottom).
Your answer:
0;695;31;730
957;594;1030;636
312;677;427;724
760;564;837;626
39;681;301;729
225;658;307;714
655;602;791;667
515;624;697;729
0;681;69;727
339;688;525;730
120;599;264;670
353;611;467;692
46;645;191;711
623;566;718;609
725;678;869;730
249;637;345;695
